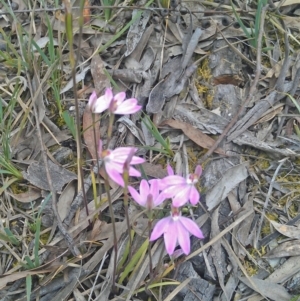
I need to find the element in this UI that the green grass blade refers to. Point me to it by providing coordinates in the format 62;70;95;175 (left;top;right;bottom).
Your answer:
37;193;52;217
24;256;35;270
30;39;51;66
26;275;32;301
4;228;20;246
294;123;300;138
62;111;76;139
141;115;174;156
34;218;41;267
286;93;300;113
118;238;149;284
231;0;252;40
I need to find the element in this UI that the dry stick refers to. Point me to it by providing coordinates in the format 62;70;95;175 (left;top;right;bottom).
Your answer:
254;158;288;249
276;67;300;138
29;69;81;258
64;0;90;227
63;162;102;228
0;6;240;15
198;5;268;164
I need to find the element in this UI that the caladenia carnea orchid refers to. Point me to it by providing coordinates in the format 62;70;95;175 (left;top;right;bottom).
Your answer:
88;88;142;139
86;89;204;257
128;179;165;212
157;165;202;207
150;206;204;255
129;177;204;256
88;88;142;115
98;139;145;187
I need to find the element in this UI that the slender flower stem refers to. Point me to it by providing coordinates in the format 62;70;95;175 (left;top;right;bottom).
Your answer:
92;112;102;210
147;218;153;279
108;113;115;141
104;173;118;291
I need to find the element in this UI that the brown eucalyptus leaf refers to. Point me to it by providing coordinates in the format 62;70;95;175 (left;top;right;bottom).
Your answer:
127;24;154;62
162;119;226;156
8;188;41;203
125;9;151;57
57;180;76;221
205;162;249;211
264;240;300;258
239;277;292;301
22;160;77;192
90;54;110;93
270;221;300;239
83;105;100;161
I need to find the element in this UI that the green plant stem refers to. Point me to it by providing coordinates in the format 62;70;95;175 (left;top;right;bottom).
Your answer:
104;174;118;292
122;168;132;255
64;0;90;228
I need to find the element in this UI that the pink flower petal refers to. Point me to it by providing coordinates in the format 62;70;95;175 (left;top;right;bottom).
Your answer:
167;165;174;175
139;179;149;200
114;92;126;105
161;184;185;199
155;191;169;205
189;187;200;205
111;147;137;159
105;164;125;187
98;140;103;155
150;217;170;241
164;220;177;255
94;94;111;113
128;166;141;177
172;185;191;205
162;175;186;186
195;165;202;177
128;186;144;206
105;88;113;100
149;179;159;200
176;221;190;255
88;91;97;108
130;156;145;164
180;216;204;239
114;99;141;115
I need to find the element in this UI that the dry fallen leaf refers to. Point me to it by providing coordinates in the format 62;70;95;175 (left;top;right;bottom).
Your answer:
239;276;292;301
8;188;41;203
263;240;300;258
57;180;76;221
270;221;300;239
22;160;77;192
90;54;110;94
162;119;226;156
83;105;101;161
205;162;249;210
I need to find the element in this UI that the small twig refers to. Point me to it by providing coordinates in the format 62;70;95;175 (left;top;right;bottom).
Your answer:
29;65;81;258
0;5;236;15
276;67;300;137
254;157;288;249
63;162;102;228
64;0;90;228
274;19;290;93
199;4;268;164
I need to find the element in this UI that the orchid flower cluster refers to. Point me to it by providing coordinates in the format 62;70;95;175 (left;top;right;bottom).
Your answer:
88;88;204;255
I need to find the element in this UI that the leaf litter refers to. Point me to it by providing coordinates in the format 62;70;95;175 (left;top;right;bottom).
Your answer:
1;0;300;300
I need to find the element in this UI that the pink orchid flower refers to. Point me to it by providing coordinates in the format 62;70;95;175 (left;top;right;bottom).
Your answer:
159;165;202;207
98;140;145;187
129;179;166;210
91;88;141;115
150;207;204;255
88;91;98;110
